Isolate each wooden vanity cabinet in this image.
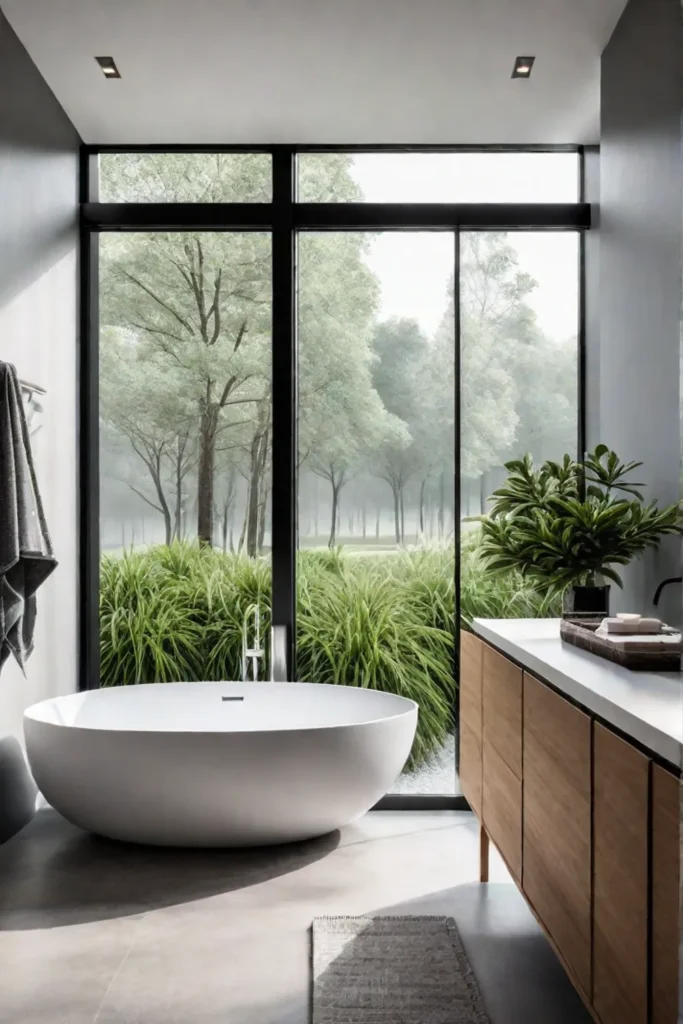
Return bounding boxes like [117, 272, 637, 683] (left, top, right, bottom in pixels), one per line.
[481, 644, 523, 882]
[593, 724, 650, 1024]
[460, 633, 681, 1024]
[482, 644, 522, 776]
[523, 673, 592, 1001]
[482, 742, 522, 880]
[652, 763, 680, 1024]
[459, 631, 483, 816]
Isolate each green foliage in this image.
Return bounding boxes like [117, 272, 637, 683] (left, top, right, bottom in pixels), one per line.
[459, 534, 560, 624]
[297, 548, 455, 768]
[477, 447, 681, 596]
[100, 540, 554, 768]
[100, 543, 272, 686]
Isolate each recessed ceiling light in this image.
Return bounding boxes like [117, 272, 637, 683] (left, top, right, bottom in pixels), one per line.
[95, 56, 121, 79]
[512, 55, 535, 79]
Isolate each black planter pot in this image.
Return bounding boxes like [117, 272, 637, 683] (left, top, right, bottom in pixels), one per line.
[563, 584, 611, 618]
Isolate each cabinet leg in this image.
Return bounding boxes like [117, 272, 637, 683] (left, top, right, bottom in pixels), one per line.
[479, 823, 490, 883]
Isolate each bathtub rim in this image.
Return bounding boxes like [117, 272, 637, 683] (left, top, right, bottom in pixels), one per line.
[23, 680, 419, 736]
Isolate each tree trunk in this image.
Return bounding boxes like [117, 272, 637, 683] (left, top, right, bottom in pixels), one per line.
[419, 478, 427, 535]
[246, 476, 260, 556]
[245, 428, 262, 557]
[197, 410, 216, 546]
[400, 490, 405, 545]
[221, 502, 229, 553]
[392, 485, 401, 545]
[362, 505, 367, 540]
[174, 453, 183, 542]
[258, 486, 269, 552]
[329, 483, 340, 548]
[238, 495, 248, 553]
[149, 457, 172, 546]
[257, 429, 270, 554]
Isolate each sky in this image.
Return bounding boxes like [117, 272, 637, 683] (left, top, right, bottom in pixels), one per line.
[347, 153, 580, 341]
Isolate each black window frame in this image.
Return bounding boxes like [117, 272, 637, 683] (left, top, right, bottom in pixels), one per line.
[80, 144, 590, 811]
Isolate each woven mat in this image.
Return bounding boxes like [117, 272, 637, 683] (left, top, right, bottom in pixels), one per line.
[312, 915, 490, 1023]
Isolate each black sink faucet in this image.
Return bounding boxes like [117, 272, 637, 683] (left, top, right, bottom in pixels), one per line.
[653, 576, 683, 606]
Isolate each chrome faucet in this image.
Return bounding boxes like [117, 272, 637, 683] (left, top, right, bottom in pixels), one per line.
[241, 604, 264, 682]
[653, 576, 682, 607]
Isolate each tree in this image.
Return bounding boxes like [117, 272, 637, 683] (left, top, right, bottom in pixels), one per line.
[508, 335, 578, 465]
[371, 318, 431, 544]
[101, 229, 271, 546]
[297, 233, 407, 547]
[458, 233, 531, 481]
[100, 154, 379, 553]
[100, 327, 195, 545]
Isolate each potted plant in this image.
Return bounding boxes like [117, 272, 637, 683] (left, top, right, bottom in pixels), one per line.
[475, 446, 681, 617]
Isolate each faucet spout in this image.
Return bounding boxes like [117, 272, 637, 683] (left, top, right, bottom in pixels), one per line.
[652, 576, 682, 607]
[241, 604, 264, 682]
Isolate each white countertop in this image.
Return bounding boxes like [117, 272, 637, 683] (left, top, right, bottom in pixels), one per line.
[472, 618, 683, 769]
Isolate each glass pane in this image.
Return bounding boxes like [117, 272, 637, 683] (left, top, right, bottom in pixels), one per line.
[297, 231, 457, 795]
[99, 152, 272, 202]
[298, 152, 579, 203]
[459, 231, 579, 621]
[99, 231, 272, 685]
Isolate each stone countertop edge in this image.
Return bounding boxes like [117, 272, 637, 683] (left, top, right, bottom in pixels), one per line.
[471, 618, 683, 770]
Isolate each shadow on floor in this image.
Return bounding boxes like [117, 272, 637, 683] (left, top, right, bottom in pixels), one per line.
[0, 809, 340, 931]
[370, 884, 592, 1024]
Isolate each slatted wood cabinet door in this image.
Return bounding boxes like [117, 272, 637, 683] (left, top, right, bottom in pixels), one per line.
[482, 644, 523, 881]
[652, 763, 680, 1024]
[482, 644, 522, 776]
[593, 724, 650, 1024]
[459, 631, 483, 816]
[523, 673, 592, 1001]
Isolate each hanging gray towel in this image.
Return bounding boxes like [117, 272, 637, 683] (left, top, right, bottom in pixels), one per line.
[0, 362, 57, 674]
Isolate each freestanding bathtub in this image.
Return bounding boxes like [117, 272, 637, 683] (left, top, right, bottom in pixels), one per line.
[24, 682, 417, 847]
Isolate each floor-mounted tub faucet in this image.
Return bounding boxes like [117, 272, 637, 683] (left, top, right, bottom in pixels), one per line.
[241, 604, 264, 681]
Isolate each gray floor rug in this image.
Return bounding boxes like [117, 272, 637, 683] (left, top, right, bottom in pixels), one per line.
[312, 915, 490, 1023]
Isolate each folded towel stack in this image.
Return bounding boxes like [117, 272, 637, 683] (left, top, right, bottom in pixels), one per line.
[600, 613, 663, 635]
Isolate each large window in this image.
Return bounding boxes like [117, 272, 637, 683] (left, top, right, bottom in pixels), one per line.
[297, 231, 456, 794]
[86, 147, 586, 805]
[460, 231, 579, 512]
[98, 152, 272, 202]
[459, 231, 579, 624]
[99, 228, 272, 686]
[298, 151, 579, 203]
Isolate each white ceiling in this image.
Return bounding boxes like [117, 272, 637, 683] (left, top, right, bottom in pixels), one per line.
[2, 0, 627, 144]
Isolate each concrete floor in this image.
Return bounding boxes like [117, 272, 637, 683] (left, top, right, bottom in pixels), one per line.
[0, 810, 590, 1024]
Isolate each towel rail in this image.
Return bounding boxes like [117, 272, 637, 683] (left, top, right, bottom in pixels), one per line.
[19, 379, 47, 397]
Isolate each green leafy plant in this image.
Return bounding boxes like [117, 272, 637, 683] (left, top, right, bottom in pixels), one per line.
[476, 446, 681, 597]
[99, 539, 554, 768]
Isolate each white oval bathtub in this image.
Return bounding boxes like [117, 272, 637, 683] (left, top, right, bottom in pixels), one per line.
[23, 682, 417, 847]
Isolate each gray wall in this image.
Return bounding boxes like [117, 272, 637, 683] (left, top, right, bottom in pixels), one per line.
[596, 0, 683, 623]
[0, 7, 80, 842]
